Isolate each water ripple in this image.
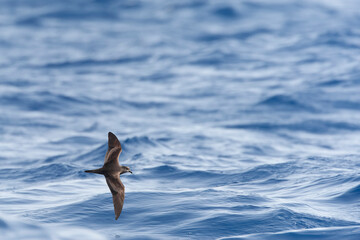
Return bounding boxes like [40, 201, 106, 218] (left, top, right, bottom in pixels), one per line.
[1, 0, 360, 239]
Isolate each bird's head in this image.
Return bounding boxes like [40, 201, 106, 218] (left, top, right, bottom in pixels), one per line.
[120, 166, 132, 175]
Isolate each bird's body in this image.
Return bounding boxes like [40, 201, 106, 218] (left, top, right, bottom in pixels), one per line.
[85, 132, 132, 220]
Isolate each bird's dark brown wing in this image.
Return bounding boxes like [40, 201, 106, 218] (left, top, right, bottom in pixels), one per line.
[104, 132, 122, 164]
[103, 147, 121, 171]
[105, 174, 125, 220]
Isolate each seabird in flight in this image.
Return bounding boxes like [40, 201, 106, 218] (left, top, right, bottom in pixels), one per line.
[85, 132, 132, 220]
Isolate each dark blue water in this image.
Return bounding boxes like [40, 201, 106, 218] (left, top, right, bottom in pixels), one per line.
[1, 0, 360, 239]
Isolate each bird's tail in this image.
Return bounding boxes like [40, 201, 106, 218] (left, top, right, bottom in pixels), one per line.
[84, 168, 103, 174]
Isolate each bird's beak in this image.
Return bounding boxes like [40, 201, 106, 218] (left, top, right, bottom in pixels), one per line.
[129, 170, 133, 174]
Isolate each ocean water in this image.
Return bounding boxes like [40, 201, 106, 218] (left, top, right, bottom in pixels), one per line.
[1, 0, 360, 239]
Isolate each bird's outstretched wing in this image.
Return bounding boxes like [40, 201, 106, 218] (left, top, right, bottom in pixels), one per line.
[105, 174, 125, 220]
[104, 132, 122, 164]
[103, 147, 122, 171]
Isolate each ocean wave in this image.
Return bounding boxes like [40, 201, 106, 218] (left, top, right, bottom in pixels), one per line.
[171, 208, 357, 238]
[0, 213, 106, 240]
[256, 94, 317, 112]
[333, 184, 360, 203]
[225, 120, 360, 133]
[40, 55, 149, 68]
[219, 226, 360, 240]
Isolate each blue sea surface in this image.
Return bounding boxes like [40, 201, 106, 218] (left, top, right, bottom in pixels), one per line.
[1, 0, 360, 239]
